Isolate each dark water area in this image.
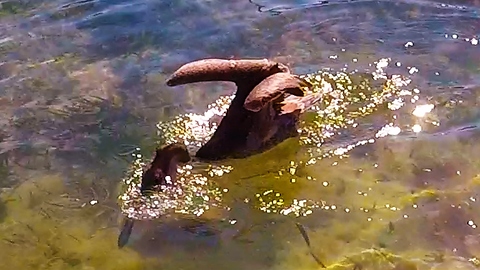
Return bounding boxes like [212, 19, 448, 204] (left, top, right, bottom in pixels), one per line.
[0, 0, 480, 269]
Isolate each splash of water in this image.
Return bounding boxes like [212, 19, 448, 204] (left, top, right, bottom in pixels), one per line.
[118, 58, 436, 220]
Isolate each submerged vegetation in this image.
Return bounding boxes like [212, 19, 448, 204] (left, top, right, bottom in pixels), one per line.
[0, 0, 480, 269]
[0, 174, 153, 270]
[4, 129, 480, 269]
[115, 59, 480, 269]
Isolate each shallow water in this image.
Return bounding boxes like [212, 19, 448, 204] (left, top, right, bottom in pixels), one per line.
[1, 0, 480, 269]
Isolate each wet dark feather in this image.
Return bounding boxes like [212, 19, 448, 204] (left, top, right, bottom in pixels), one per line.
[244, 72, 309, 112]
[118, 143, 191, 248]
[166, 58, 322, 161]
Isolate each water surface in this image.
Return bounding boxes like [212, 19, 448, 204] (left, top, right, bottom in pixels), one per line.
[1, 0, 480, 269]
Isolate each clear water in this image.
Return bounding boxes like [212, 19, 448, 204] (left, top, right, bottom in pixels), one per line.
[1, 0, 480, 269]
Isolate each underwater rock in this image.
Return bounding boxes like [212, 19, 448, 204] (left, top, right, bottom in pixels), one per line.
[118, 143, 191, 248]
[166, 58, 322, 160]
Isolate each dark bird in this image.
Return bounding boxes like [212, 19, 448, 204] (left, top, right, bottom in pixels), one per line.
[139, 143, 191, 195]
[166, 58, 321, 161]
[118, 143, 191, 248]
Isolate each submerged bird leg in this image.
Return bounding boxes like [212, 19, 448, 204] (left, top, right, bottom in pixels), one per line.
[118, 218, 135, 248]
[295, 222, 326, 268]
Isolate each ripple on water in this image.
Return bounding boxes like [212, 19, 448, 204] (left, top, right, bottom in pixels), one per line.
[0, 0, 480, 268]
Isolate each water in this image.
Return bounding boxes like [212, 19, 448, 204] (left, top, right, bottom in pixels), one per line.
[1, 0, 480, 269]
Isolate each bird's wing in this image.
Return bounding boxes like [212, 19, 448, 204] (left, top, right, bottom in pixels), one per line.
[244, 73, 311, 112]
[166, 58, 288, 86]
[275, 92, 323, 115]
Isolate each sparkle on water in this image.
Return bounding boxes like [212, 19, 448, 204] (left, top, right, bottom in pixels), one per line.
[118, 151, 229, 220]
[2, 0, 480, 268]
[118, 57, 438, 220]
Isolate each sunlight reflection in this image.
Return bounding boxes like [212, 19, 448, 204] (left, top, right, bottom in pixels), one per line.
[468, 220, 477, 229]
[118, 58, 422, 220]
[376, 124, 401, 138]
[412, 104, 435, 117]
[445, 33, 479, 46]
[118, 151, 229, 220]
[412, 124, 422, 133]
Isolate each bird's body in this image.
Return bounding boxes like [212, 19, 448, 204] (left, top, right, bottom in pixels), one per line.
[118, 143, 191, 248]
[166, 58, 321, 160]
[118, 58, 323, 247]
[139, 143, 191, 194]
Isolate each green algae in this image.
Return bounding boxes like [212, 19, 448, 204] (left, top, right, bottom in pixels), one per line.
[0, 174, 154, 270]
[1, 72, 478, 270]
[0, 0, 478, 268]
[106, 61, 477, 269]
[271, 134, 480, 269]
[0, 198, 5, 223]
[0, 33, 479, 270]
[2, 89, 480, 270]
[0, 1, 29, 17]
[323, 249, 421, 270]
